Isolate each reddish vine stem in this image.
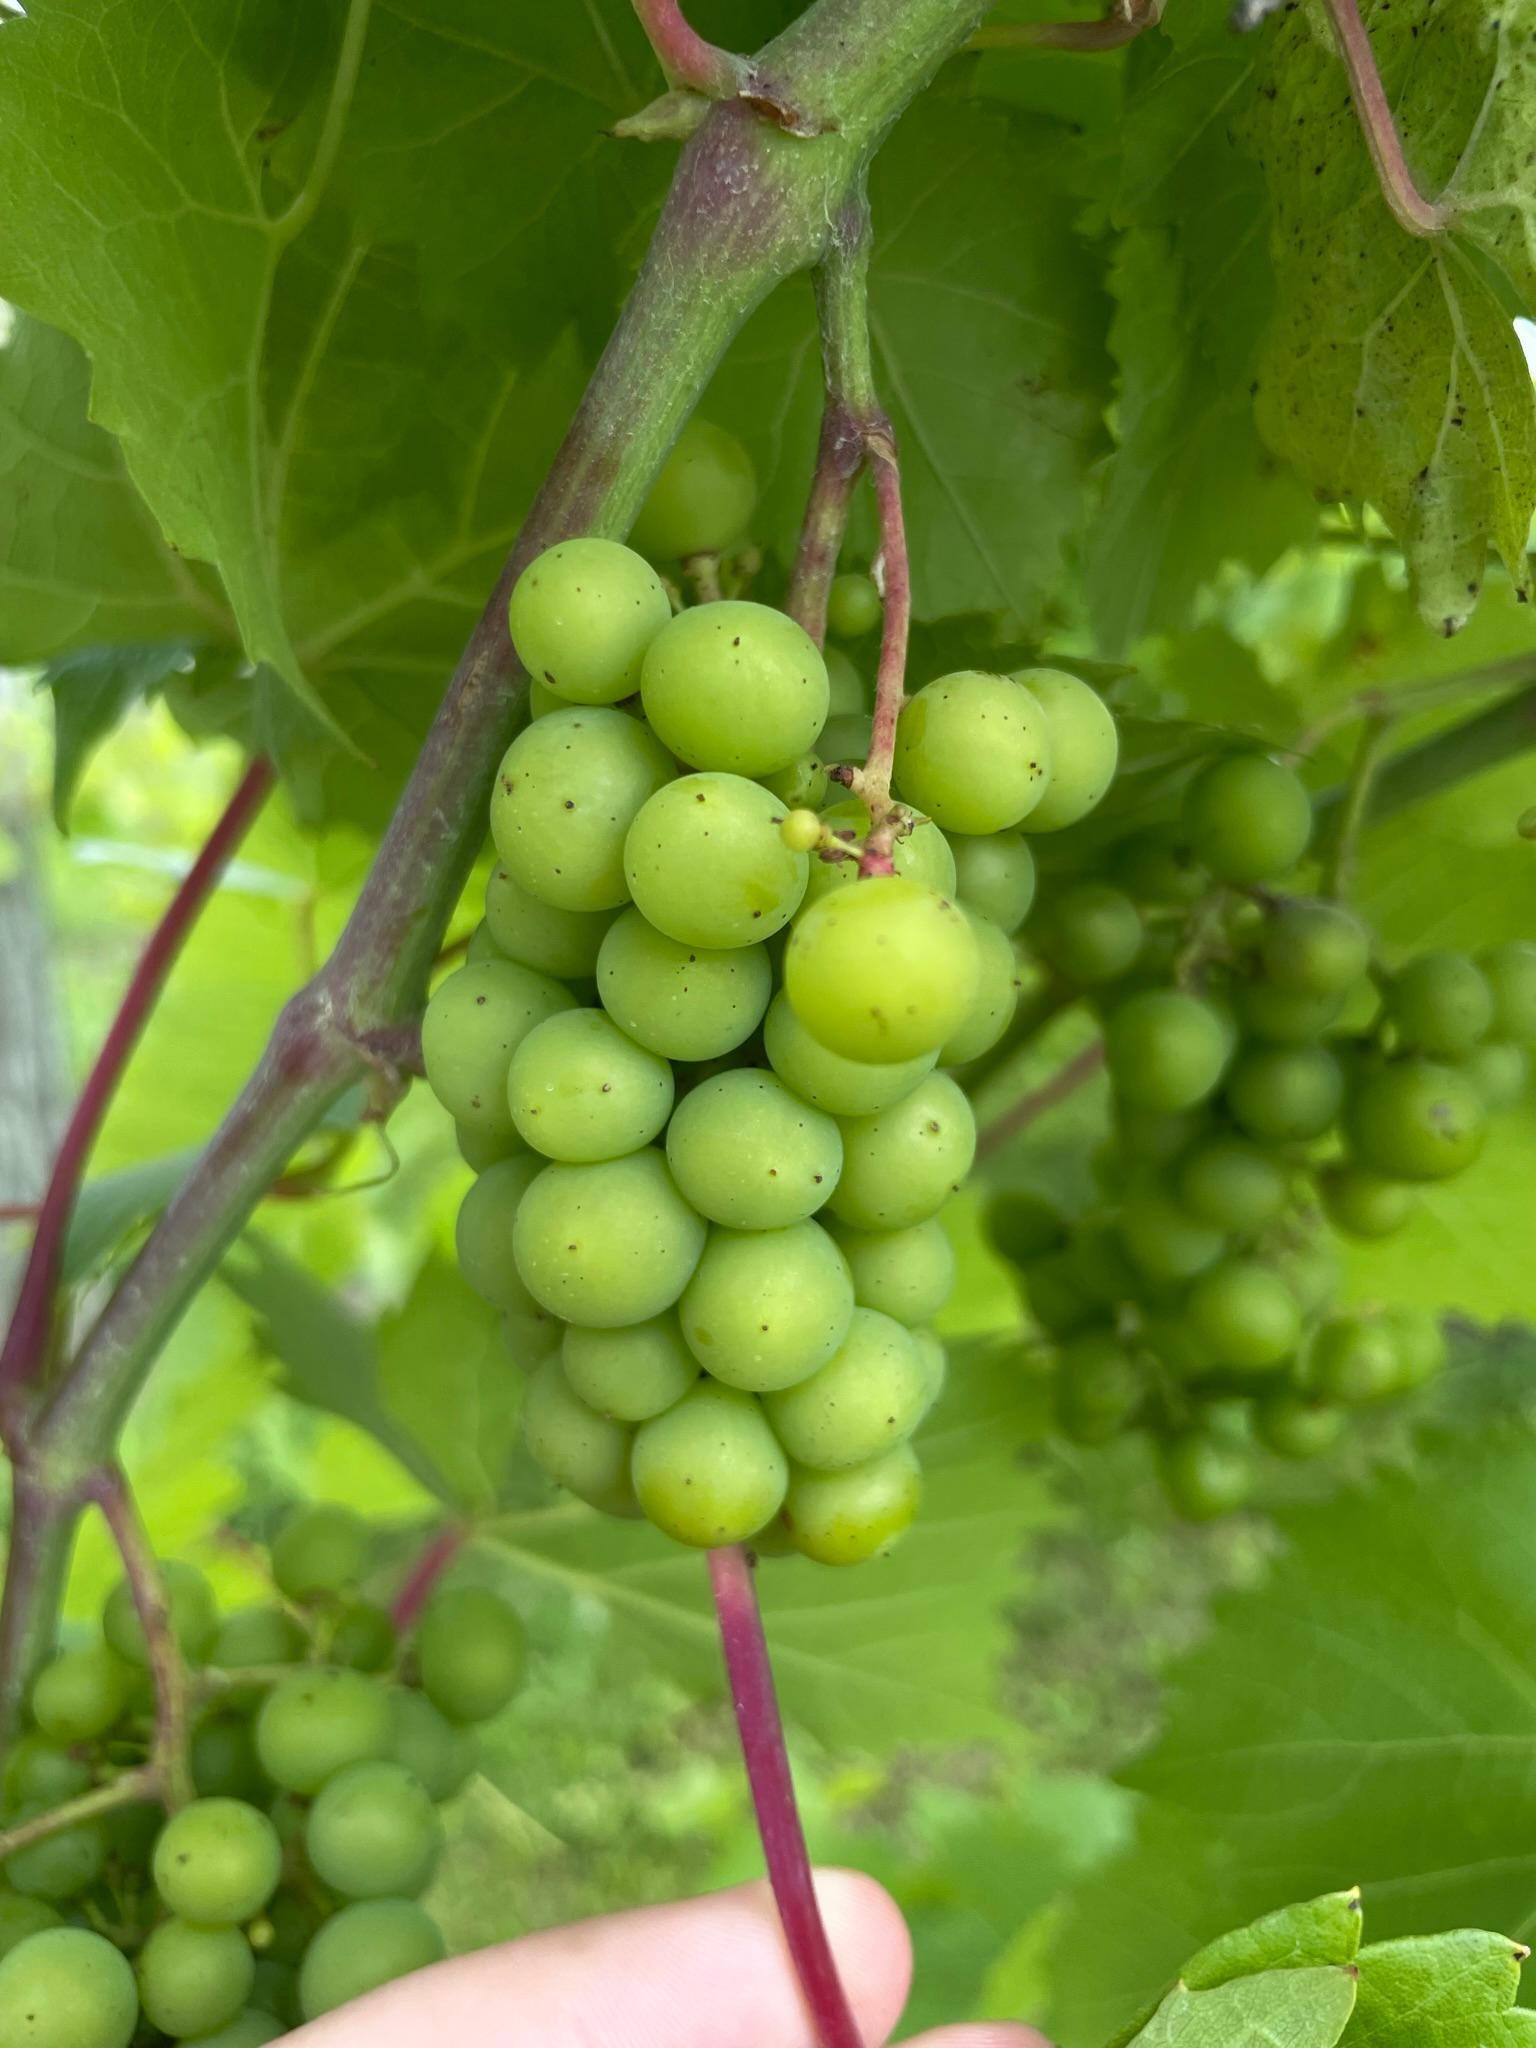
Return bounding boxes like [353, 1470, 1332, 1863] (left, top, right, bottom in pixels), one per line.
[390, 1524, 467, 1633]
[970, 0, 1162, 50]
[708, 1545, 865, 2048]
[975, 1039, 1106, 1161]
[787, 404, 864, 644]
[89, 1466, 195, 1810]
[0, 757, 274, 1414]
[1320, 0, 1445, 237]
[632, 0, 751, 98]
[863, 437, 910, 819]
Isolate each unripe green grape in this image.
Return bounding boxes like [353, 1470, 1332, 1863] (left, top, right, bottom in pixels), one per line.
[415, 1586, 527, 1725]
[1175, 1135, 1288, 1234]
[421, 960, 575, 1138]
[502, 1297, 566, 1368]
[1308, 1314, 1402, 1404]
[640, 601, 828, 777]
[1480, 939, 1536, 1042]
[211, 1605, 307, 1671]
[666, 1070, 841, 1229]
[1036, 882, 1142, 986]
[152, 1798, 282, 1926]
[630, 418, 756, 561]
[1386, 949, 1494, 1055]
[680, 1220, 854, 1391]
[137, 1918, 253, 2038]
[1109, 827, 1208, 905]
[30, 1643, 128, 1744]
[1259, 899, 1371, 996]
[1022, 1250, 1094, 1337]
[1055, 1329, 1144, 1445]
[387, 1690, 473, 1803]
[893, 670, 1053, 833]
[784, 1445, 921, 1566]
[940, 913, 1021, 1064]
[0, 1926, 138, 2048]
[1318, 1164, 1415, 1239]
[818, 711, 873, 764]
[764, 1308, 930, 1470]
[306, 1761, 443, 1900]
[562, 1316, 699, 1422]
[1460, 1039, 1530, 1109]
[763, 749, 832, 813]
[1185, 1260, 1300, 1372]
[484, 864, 617, 980]
[190, 1714, 265, 1804]
[985, 1189, 1066, 1266]
[297, 1897, 445, 2023]
[0, 1893, 61, 1960]
[1119, 1188, 1225, 1284]
[507, 1007, 674, 1163]
[625, 772, 809, 949]
[455, 1154, 545, 1312]
[491, 706, 675, 912]
[1255, 1393, 1347, 1460]
[912, 1327, 948, 1406]
[180, 2012, 284, 2048]
[787, 877, 977, 1065]
[1273, 1237, 1342, 1318]
[800, 798, 956, 910]
[1064, 1213, 1137, 1309]
[762, 990, 937, 1117]
[1104, 989, 1231, 1112]
[830, 1073, 976, 1231]
[1113, 1105, 1207, 1166]
[1159, 1431, 1255, 1520]
[632, 1382, 788, 1546]
[829, 1215, 956, 1327]
[251, 1890, 321, 1968]
[271, 1503, 372, 1603]
[1015, 669, 1118, 833]
[5, 1816, 105, 1902]
[254, 1670, 393, 1795]
[596, 909, 772, 1062]
[1233, 977, 1348, 1044]
[1180, 753, 1312, 883]
[1345, 1057, 1486, 1180]
[329, 1601, 396, 1673]
[2, 1738, 91, 1813]
[1382, 1306, 1447, 1388]
[250, 1955, 299, 2020]
[950, 828, 1036, 933]
[824, 647, 869, 717]
[1226, 1042, 1343, 1142]
[455, 1120, 524, 1173]
[513, 1150, 706, 1327]
[507, 538, 671, 705]
[827, 571, 882, 639]
[522, 1356, 638, 1515]
[103, 1559, 216, 1668]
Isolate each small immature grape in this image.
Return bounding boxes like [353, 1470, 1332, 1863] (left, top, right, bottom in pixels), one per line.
[680, 1220, 854, 1391]
[103, 1559, 216, 1668]
[513, 1150, 706, 1326]
[1226, 1042, 1343, 1142]
[306, 1761, 443, 1900]
[297, 1897, 445, 2022]
[1387, 949, 1494, 1055]
[137, 1917, 254, 2038]
[830, 1215, 956, 1327]
[596, 909, 772, 1062]
[330, 1601, 396, 1673]
[1015, 669, 1118, 832]
[455, 1153, 545, 1312]
[1461, 1039, 1530, 1110]
[783, 1445, 922, 1566]
[1175, 1135, 1289, 1234]
[483, 865, 617, 980]
[1274, 1237, 1343, 1318]
[1255, 1393, 1347, 1460]
[1036, 882, 1142, 986]
[630, 418, 756, 561]
[254, 1670, 393, 1795]
[666, 1070, 842, 1229]
[507, 1008, 674, 1162]
[507, 538, 672, 705]
[800, 799, 956, 910]
[1259, 899, 1371, 996]
[490, 706, 674, 912]
[764, 750, 832, 812]
[1185, 1260, 1301, 1372]
[764, 1308, 933, 1469]
[940, 912, 1021, 1064]
[1180, 753, 1312, 883]
[387, 1690, 473, 1803]
[153, 1799, 282, 1926]
[817, 711, 874, 764]
[830, 1073, 977, 1231]
[632, 1382, 789, 1547]
[30, 1643, 128, 1744]
[827, 571, 882, 639]
[1119, 1188, 1225, 1283]
[1023, 1251, 1095, 1338]
[986, 1189, 1066, 1265]
[780, 808, 825, 853]
[1104, 989, 1231, 1112]
[1345, 1057, 1486, 1180]
[210, 1604, 307, 1671]
[786, 876, 977, 1065]
[5, 1816, 105, 1903]
[1065, 1213, 1138, 1308]
[1480, 939, 1536, 1042]
[421, 960, 575, 1138]
[522, 1356, 638, 1515]
[1319, 1164, 1415, 1239]
[762, 990, 938, 1117]
[893, 670, 1053, 834]
[415, 1586, 527, 1725]
[272, 1503, 372, 1603]
[0, 1927, 139, 2048]
[1309, 1314, 1402, 1404]
[624, 772, 809, 949]
[950, 828, 1036, 933]
[0, 1894, 62, 1961]
[1113, 1103, 1206, 1167]
[562, 1316, 698, 1422]
[1055, 1329, 1144, 1445]
[1159, 1431, 1255, 1521]
[640, 601, 828, 777]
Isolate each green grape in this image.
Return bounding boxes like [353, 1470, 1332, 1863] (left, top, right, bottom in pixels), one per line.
[625, 772, 809, 949]
[190, 1713, 265, 1804]
[1273, 1237, 1342, 1318]
[1104, 989, 1232, 1112]
[306, 1761, 443, 1900]
[210, 1605, 307, 1671]
[490, 706, 675, 912]
[521, 1355, 638, 1514]
[387, 1690, 473, 1803]
[254, 1670, 393, 1796]
[250, 1955, 299, 2021]
[940, 912, 1020, 1063]
[631, 1382, 789, 1546]
[29, 1643, 128, 1744]
[665, 1070, 841, 1229]
[455, 1120, 524, 1173]
[826, 571, 882, 639]
[1022, 1250, 1094, 1337]
[1185, 1260, 1301, 1371]
[513, 1150, 706, 1326]
[786, 877, 977, 1065]
[824, 647, 869, 717]
[892, 670, 1053, 833]
[1175, 1135, 1289, 1233]
[817, 712, 873, 765]
[1387, 949, 1494, 1055]
[103, 1560, 216, 1668]
[298, 1897, 445, 2022]
[1036, 882, 1142, 986]
[1461, 1039, 1530, 1109]
[1345, 1057, 1486, 1180]
[912, 1327, 948, 1406]
[507, 538, 671, 705]
[762, 750, 831, 812]
[0, 1926, 138, 2048]
[1319, 1163, 1415, 1239]
[330, 1601, 396, 1673]
[2, 1738, 90, 1812]
[679, 1220, 854, 1391]
[985, 1189, 1066, 1265]
[484, 864, 617, 980]
[830, 1215, 956, 1327]
[1110, 1103, 1207, 1169]
[137, 1919, 253, 2038]
[949, 828, 1036, 933]
[630, 418, 756, 560]
[1383, 1306, 1447, 1388]
[152, 1798, 282, 1926]
[1109, 828, 1207, 906]
[1159, 1432, 1256, 1521]
[783, 1445, 921, 1565]
[1180, 753, 1312, 883]
[271, 1503, 371, 1604]
[1233, 977, 1348, 1044]
[640, 601, 828, 777]
[502, 1296, 566, 1369]
[1480, 939, 1536, 1042]
[1255, 1393, 1347, 1460]
[250, 1890, 321, 1969]
[830, 1073, 976, 1231]
[762, 990, 937, 1116]
[800, 799, 956, 910]
[1055, 1329, 1144, 1445]
[0, 1893, 61, 1960]
[596, 908, 772, 1061]
[421, 960, 575, 1138]
[1119, 1187, 1225, 1283]
[415, 1586, 526, 1725]
[1064, 1213, 1137, 1308]
[179, 2012, 284, 2048]
[1259, 900, 1371, 996]
[1308, 1314, 1402, 1404]
[507, 1008, 674, 1162]
[1226, 1043, 1343, 1142]
[5, 1815, 105, 1902]
[764, 1309, 930, 1470]
[562, 1315, 698, 1422]
[455, 1154, 545, 1312]
[1014, 668, 1118, 833]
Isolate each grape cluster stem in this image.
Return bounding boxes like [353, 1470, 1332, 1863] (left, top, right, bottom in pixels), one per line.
[89, 1467, 196, 1810]
[389, 1525, 469, 1634]
[975, 1039, 1108, 1163]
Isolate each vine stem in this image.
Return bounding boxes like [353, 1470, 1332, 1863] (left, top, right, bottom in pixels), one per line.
[708, 1545, 865, 2048]
[0, 1767, 157, 1863]
[1323, 710, 1393, 899]
[631, 0, 750, 99]
[975, 1039, 1106, 1162]
[969, 0, 1163, 51]
[786, 403, 863, 644]
[1320, 0, 1446, 237]
[89, 1467, 195, 1810]
[389, 1524, 467, 1633]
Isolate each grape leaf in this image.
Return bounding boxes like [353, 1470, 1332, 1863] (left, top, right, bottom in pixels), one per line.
[43, 643, 192, 829]
[375, 1257, 520, 1517]
[1185, 1891, 1364, 1990]
[1124, 1968, 1357, 2048]
[1349, 1930, 1536, 2047]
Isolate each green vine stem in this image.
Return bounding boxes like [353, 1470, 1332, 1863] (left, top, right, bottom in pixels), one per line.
[1312, 681, 1536, 829]
[1322, 709, 1394, 900]
[0, 1767, 158, 1865]
[90, 1467, 195, 1811]
[975, 1039, 1106, 1162]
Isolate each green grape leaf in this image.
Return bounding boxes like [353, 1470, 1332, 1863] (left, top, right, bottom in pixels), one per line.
[425, 1773, 563, 1957]
[1349, 1930, 1535, 2047]
[1186, 1892, 1364, 1991]
[375, 1258, 520, 1518]
[1125, 1968, 1357, 2048]
[62, 1149, 204, 1288]
[43, 644, 191, 829]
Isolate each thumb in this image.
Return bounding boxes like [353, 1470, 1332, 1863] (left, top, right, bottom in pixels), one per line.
[905, 2032, 1052, 2047]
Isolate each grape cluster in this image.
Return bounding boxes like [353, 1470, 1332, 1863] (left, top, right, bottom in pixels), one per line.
[424, 422, 1120, 1566]
[0, 1506, 527, 2046]
[990, 750, 1536, 1519]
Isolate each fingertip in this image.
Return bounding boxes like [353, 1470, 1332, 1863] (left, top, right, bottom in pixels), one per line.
[907, 2028, 1054, 2048]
